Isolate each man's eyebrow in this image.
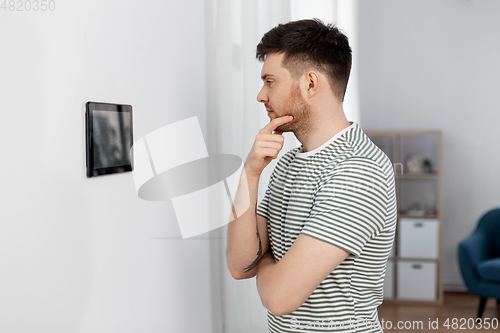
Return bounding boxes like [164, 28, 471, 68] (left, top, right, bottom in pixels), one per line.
[261, 74, 274, 80]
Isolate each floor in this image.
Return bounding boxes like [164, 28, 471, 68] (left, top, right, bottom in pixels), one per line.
[377, 292, 500, 332]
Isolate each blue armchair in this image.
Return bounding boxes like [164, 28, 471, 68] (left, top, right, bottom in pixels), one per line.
[458, 208, 500, 319]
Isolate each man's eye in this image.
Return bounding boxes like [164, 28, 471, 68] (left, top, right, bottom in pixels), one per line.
[266, 81, 272, 86]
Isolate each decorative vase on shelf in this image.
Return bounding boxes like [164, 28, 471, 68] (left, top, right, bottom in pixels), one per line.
[405, 155, 424, 173]
[406, 202, 426, 217]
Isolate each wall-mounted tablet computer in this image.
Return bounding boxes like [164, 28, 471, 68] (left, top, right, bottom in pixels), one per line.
[86, 101, 133, 178]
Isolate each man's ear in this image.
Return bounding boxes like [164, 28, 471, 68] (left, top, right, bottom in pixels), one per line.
[305, 71, 320, 98]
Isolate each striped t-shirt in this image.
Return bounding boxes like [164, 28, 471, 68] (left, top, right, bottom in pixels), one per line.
[256, 122, 397, 333]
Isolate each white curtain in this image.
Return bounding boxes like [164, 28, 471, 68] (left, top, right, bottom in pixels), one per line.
[205, 1, 360, 332]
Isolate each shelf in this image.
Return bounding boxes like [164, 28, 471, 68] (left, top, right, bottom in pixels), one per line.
[396, 173, 439, 179]
[398, 213, 439, 219]
[397, 257, 439, 262]
[387, 255, 439, 262]
[366, 130, 443, 304]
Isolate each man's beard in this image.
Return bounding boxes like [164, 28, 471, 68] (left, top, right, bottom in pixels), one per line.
[272, 85, 312, 134]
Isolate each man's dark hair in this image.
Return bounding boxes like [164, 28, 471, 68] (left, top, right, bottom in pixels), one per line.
[256, 19, 352, 102]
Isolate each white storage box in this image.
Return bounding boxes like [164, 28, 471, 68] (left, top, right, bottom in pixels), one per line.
[397, 260, 437, 301]
[398, 218, 439, 259]
[383, 259, 394, 299]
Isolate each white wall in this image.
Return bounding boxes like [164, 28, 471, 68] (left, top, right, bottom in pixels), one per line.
[0, 1, 214, 332]
[356, 0, 500, 289]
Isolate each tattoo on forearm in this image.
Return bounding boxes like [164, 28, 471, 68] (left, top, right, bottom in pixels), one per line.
[243, 211, 263, 273]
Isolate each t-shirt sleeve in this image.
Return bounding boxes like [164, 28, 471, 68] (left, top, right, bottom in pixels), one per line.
[256, 171, 274, 219]
[300, 157, 389, 257]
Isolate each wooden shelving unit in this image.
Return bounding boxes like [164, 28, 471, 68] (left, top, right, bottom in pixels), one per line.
[365, 130, 443, 305]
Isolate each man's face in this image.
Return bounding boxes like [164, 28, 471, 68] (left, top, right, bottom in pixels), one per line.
[257, 53, 312, 133]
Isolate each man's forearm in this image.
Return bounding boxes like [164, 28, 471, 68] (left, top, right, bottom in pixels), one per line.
[255, 252, 281, 314]
[227, 116, 291, 279]
[226, 168, 264, 279]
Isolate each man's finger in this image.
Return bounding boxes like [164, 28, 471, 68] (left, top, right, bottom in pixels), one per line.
[261, 115, 293, 133]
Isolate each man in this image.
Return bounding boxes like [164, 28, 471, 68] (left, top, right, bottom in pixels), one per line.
[227, 19, 396, 332]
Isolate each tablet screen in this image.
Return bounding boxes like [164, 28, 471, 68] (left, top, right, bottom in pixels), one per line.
[93, 110, 132, 169]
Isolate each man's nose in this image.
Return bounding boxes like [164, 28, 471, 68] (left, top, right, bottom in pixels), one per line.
[257, 87, 268, 104]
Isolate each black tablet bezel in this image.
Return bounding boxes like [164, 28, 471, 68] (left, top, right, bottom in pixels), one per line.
[86, 101, 133, 178]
